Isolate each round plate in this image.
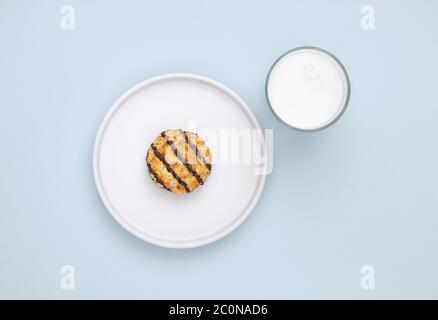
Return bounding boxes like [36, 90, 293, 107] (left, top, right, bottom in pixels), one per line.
[93, 74, 267, 248]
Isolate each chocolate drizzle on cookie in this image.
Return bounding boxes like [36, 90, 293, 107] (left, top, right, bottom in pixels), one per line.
[150, 143, 191, 193]
[146, 162, 171, 192]
[146, 129, 212, 194]
[161, 131, 205, 186]
[182, 130, 212, 172]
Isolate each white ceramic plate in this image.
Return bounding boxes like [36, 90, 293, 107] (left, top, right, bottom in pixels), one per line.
[93, 74, 267, 248]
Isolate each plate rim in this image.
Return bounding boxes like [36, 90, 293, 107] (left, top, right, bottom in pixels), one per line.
[93, 73, 267, 249]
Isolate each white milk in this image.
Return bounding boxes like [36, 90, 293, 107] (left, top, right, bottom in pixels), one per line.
[266, 48, 350, 131]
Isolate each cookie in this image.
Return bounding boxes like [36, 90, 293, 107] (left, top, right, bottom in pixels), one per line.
[146, 129, 212, 193]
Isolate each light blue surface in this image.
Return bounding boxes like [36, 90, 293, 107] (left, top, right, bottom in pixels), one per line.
[1, 0, 437, 299]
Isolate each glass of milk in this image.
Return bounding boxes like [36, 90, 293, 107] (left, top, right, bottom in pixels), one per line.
[265, 47, 351, 131]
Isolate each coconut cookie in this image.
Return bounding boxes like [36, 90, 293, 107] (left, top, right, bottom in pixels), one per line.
[146, 129, 212, 193]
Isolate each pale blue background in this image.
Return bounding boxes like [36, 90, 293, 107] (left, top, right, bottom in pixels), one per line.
[1, 0, 437, 299]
